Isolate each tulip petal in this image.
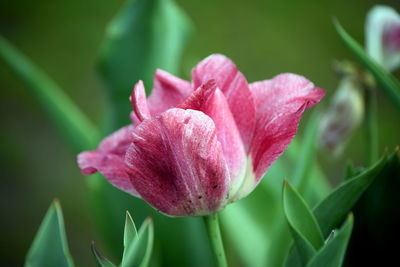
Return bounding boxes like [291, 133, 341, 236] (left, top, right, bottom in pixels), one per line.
[125, 108, 230, 216]
[130, 81, 151, 122]
[77, 125, 138, 196]
[237, 74, 325, 198]
[129, 111, 141, 126]
[147, 69, 192, 116]
[178, 80, 217, 110]
[191, 54, 256, 150]
[179, 81, 247, 197]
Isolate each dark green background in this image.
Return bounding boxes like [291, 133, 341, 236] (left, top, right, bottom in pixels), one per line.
[1, 0, 399, 265]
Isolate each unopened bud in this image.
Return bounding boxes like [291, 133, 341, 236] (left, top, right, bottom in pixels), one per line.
[365, 5, 400, 72]
[319, 77, 364, 156]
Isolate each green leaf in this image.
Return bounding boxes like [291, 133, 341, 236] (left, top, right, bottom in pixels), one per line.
[90, 213, 151, 267]
[123, 211, 138, 258]
[283, 181, 324, 264]
[98, 0, 193, 128]
[0, 36, 101, 152]
[122, 211, 139, 264]
[283, 244, 302, 267]
[25, 200, 74, 267]
[313, 155, 387, 236]
[283, 181, 325, 249]
[292, 232, 316, 266]
[307, 214, 354, 267]
[286, 154, 390, 266]
[121, 218, 154, 267]
[91, 242, 116, 267]
[334, 20, 400, 112]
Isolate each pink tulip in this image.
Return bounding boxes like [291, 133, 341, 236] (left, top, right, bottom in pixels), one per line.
[78, 54, 324, 216]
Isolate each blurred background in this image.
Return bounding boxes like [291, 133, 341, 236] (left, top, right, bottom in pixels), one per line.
[0, 0, 399, 266]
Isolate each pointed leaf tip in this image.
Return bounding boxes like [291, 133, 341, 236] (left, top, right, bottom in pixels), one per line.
[24, 201, 74, 267]
[124, 211, 137, 239]
[121, 218, 154, 267]
[283, 181, 325, 250]
[123, 210, 138, 257]
[283, 181, 325, 265]
[91, 241, 116, 267]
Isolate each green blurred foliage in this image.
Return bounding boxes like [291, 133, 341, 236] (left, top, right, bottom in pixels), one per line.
[1, 0, 400, 266]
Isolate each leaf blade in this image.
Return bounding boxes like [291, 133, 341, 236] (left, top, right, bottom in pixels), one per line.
[289, 228, 317, 266]
[313, 155, 387, 236]
[123, 211, 138, 261]
[307, 214, 354, 267]
[283, 181, 325, 262]
[24, 200, 74, 267]
[121, 218, 154, 267]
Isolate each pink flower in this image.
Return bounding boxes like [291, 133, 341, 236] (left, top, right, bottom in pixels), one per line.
[78, 54, 324, 216]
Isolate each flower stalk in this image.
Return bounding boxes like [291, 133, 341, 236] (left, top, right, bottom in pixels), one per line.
[203, 213, 227, 267]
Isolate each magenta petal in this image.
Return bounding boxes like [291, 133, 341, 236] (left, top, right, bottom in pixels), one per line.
[129, 112, 141, 126]
[178, 80, 217, 110]
[204, 89, 248, 195]
[248, 73, 325, 189]
[125, 108, 230, 216]
[131, 81, 151, 122]
[77, 125, 138, 196]
[178, 82, 247, 195]
[147, 69, 192, 116]
[191, 54, 256, 151]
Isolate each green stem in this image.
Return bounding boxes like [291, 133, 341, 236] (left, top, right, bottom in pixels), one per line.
[364, 87, 379, 165]
[203, 213, 227, 267]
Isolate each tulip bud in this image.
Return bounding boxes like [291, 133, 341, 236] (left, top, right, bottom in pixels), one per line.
[319, 76, 364, 156]
[365, 5, 400, 72]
